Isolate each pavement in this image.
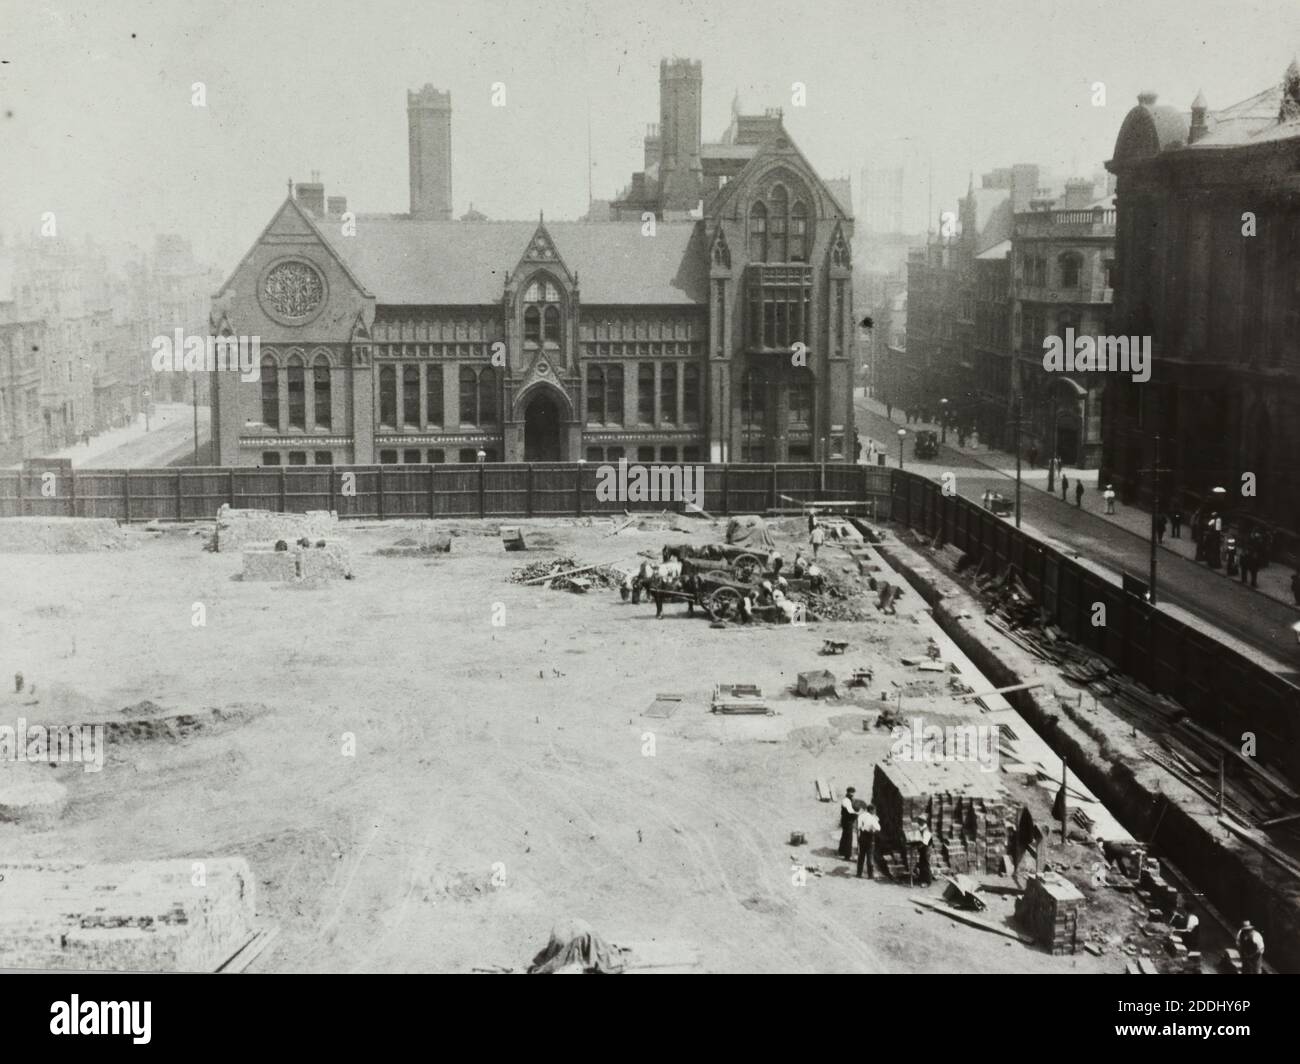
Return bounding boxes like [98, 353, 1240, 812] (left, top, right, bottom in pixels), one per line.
[854, 392, 1300, 680]
[10, 403, 210, 470]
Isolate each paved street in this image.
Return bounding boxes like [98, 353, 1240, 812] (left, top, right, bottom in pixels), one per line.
[855, 393, 1300, 681]
[10, 403, 211, 470]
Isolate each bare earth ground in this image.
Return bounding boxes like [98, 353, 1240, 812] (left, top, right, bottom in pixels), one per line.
[0, 517, 1127, 973]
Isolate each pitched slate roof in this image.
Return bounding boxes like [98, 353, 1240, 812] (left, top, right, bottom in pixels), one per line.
[1193, 85, 1300, 147]
[318, 218, 709, 306]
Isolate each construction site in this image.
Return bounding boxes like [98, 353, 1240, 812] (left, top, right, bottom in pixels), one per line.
[0, 492, 1295, 974]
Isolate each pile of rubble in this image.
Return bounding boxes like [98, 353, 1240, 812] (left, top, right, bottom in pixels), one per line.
[0, 517, 127, 553]
[509, 556, 625, 592]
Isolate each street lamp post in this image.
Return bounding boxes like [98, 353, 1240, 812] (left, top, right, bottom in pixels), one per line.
[939, 397, 949, 445]
[142, 389, 151, 433]
[897, 427, 907, 470]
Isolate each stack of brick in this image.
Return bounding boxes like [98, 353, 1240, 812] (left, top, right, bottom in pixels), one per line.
[872, 761, 1012, 879]
[0, 858, 257, 972]
[214, 505, 338, 552]
[242, 538, 352, 582]
[1139, 858, 1180, 914]
[1014, 872, 1084, 954]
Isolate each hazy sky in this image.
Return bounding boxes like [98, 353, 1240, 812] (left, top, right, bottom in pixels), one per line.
[3, 0, 1299, 268]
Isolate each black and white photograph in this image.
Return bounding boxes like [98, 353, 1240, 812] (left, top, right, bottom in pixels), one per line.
[0, 0, 1297, 1026]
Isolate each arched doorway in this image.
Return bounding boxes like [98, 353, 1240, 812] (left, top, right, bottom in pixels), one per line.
[524, 391, 564, 461]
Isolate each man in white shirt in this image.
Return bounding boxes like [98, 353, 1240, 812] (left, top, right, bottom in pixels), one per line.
[856, 803, 881, 879]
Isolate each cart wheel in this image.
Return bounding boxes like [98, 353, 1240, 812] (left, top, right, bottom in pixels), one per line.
[732, 554, 761, 582]
[707, 586, 743, 621]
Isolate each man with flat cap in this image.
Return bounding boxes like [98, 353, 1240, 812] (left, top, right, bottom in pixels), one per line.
[1237, 920, 1264, 974]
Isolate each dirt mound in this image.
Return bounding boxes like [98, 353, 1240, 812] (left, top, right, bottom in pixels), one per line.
[0, 517, 127, 553]
[105, 703, 265, 744]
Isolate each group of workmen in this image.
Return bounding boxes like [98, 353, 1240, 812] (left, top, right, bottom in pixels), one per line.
[837, 787, 934, 883]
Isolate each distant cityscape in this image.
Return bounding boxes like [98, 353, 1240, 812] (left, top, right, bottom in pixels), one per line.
[0, 233, 219, 465]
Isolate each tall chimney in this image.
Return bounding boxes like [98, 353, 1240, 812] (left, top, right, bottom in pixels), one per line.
[658, 58, 703, 212]
[295, 172, 325, 216]
[408, 85, 452, 220]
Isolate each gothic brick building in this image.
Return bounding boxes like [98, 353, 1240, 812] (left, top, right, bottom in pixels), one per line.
[210, 61, 856, 467]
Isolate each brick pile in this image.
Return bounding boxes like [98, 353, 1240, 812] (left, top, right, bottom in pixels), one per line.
[0, 858, 257, 972]
[214, 505, 338, 552]
[1014, 872, 1084, 954]
[871, 761, 1012, 879]
[242, 538, 352, 582]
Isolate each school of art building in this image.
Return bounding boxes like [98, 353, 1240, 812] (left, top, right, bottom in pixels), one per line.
[210, 60, 857, 467]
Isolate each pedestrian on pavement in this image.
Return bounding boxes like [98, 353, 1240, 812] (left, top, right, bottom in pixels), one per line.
[838, 788, 858, 860]
[886, 402, 893, 420]
[1171, 508, 1183, 538]
[1060, 473, 1069, 501]
[1028, 444, 1039, 469]
[1244, 536, 1262, 588]
[1157, 513, 1167, 544]
[1075, 480, 1084, 508]
[856, 803, 880, 879]
[1236, 920, 1265, 974]
[810, 522, 826, 560]
[1103, 484, 1116, 515]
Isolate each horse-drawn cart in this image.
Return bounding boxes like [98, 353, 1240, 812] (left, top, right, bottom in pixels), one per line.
[649, 568, 753, 621]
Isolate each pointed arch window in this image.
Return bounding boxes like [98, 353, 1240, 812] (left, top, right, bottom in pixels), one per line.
[286, 354, 306, 429]
[790, 200, 809, 261]
[524, 277, 563, 346]
[403, 364, 420, 425]
[260, 356, 279, 427]
[313, 355, 331, 429]
[749, 202, 768, 261]
[460, 365, 499, 426]
[769, 186, 789, 263]
[379, 366, 397, 427]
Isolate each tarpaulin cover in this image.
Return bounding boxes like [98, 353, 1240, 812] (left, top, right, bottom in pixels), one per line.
[725, 515, 776, 551]
[528, 918, 626, 974]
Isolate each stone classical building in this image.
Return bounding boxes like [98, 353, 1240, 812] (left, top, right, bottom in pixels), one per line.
[210, 62, 856, 467]
[1105, 68, 1300, 532]
[1010, 181, 1116, 468]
